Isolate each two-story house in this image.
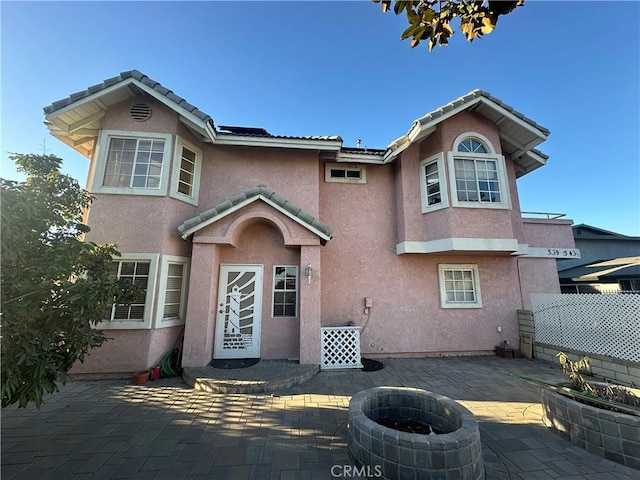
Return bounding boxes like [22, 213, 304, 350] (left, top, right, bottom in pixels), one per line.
[44, 70, 577, 375]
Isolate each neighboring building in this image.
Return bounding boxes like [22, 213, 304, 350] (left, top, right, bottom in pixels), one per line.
[44, 70, 577, 374]
[557, 224, 640, 293]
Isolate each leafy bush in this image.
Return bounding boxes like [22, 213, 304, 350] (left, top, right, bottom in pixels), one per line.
[1, 153, 139, 408]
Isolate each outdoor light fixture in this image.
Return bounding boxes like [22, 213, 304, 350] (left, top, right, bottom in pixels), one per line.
[305, 264, 313, 284]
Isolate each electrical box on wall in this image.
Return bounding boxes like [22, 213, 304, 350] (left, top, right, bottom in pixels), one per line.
[364, 297, 372, 308]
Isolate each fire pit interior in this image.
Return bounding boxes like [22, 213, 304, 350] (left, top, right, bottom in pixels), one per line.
[348, 386, 484, 480]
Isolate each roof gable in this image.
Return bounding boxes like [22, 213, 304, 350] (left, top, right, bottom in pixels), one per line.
[178, 185, 333, 242]
[384, 89, 550, 177]
[44, 70, 217, 158]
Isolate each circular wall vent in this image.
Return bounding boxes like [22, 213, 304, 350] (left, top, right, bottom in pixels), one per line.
[129, 103, 152, 121]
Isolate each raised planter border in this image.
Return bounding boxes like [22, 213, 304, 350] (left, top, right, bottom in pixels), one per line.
[541, 388, 640, 470]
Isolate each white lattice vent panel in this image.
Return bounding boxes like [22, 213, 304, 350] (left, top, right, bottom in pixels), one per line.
[321, 326, 363, 370]
[531, 293, 640, 362]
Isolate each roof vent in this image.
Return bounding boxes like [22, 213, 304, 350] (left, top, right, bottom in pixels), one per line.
[129, 103, 152, 121]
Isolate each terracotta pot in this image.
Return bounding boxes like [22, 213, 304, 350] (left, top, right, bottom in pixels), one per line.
[132, 370, 150, 385]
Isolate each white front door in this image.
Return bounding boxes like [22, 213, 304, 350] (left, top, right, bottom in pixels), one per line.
[214, 265, 263, 359]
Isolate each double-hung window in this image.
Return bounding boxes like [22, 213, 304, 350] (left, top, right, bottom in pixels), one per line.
[419, 153, 447, 212]
[93, 131, 172, 195]
[273, 266, 298, 317]
[438, 264, 482, 308]
[447, 134, 510, 209]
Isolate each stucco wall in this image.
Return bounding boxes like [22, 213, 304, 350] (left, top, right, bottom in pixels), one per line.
[522, 218, 575, 248]
[70, 326, 183, 375]
[319, 158, 524, 354]
[198, 145, 320, 217]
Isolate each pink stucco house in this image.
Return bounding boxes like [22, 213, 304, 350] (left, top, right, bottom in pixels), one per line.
[44, 70, 578, 374]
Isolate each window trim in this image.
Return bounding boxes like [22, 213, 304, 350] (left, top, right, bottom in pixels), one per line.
[272, 265, 298, 318]
[438, 264, 482, 309]
[447, 132, 511, 210]
[155, 255, 190, 328]
[324, 163, 366, 184]
[95, 253, 159, 330]
[169, 137, 203, 205]
[91, 130, 172, 196]
[419, 153, 448, 213]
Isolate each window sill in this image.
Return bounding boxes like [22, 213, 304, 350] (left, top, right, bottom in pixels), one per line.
[92, 187, 167, 196]
[95, 321, 152, 330]
[440, 303, 483, 309]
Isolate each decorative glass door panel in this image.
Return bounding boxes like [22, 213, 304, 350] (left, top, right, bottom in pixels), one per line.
[214, 265, 263, 359]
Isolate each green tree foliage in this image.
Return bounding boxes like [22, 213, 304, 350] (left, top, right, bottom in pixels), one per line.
[1, 154, 138, 408]
[375, 0, 524, 51]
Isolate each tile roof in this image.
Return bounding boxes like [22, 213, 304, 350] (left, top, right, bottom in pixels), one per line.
[340, 147, 387, 155]
[43, 70, 214, 125]
[218, 129, 341, 142]
[178, 184, 333, 241]
[416, 89, 550, 136]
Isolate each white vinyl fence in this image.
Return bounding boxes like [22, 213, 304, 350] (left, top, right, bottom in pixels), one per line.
[531, 293, 640, 363]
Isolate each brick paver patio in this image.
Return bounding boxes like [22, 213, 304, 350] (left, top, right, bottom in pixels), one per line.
[2, 357, 638, 479]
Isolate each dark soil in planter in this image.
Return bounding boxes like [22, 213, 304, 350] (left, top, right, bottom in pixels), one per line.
[375, 418, 445, 435]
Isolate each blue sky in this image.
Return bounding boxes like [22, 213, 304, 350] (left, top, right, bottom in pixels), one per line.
[2, 1, 639, 235]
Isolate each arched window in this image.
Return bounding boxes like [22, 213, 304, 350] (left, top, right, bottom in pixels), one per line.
[448, 133, 509, 208]
[457, 138, 488, 154]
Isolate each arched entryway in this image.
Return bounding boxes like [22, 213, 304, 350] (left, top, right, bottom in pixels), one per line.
[215, 220, 301, 360]
[178, 185, 332, 367]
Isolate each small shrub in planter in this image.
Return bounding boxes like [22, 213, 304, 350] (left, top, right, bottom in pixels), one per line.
[540, 353, 640, 469]
[556, 352, 639, 413]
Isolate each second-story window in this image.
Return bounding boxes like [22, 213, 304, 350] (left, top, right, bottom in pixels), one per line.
[170, 137, 203, 205]
[93, 130, 172, 196]
[103, 138, 165, 189]
[177, 147, 196, 196]
[325, 163, 366, 184]
[448, 133, 510, 210]
[419, 153, 448, 212]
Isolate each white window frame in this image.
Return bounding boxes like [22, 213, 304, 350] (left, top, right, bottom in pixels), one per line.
[155, 255, 190, 328]
[169, 137, 202, 206]
[90, 130, 172, 196]
[438, 264, 482, 309]
[447, 132, 511, 210]
[96, 253, 159, 330]
[272, 265, 298, 318]
[325, 163, 366, 184]
[419, 153, 448, 213]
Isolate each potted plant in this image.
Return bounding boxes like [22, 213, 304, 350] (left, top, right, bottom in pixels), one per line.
[132, 370, 150, 385]
[495, 340, 520, 358]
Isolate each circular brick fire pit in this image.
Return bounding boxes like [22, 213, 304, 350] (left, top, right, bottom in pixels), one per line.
[348, 387, 484, 480]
